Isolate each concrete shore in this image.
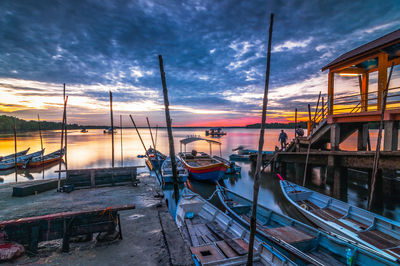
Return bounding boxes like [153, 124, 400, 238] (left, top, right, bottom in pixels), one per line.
[0, 173, 193, 265]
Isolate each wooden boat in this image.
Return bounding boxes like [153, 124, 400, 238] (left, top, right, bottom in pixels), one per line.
[145, 148, 166, 172]
[0, 149, 44, 170]
[218, 185, 399, 265]
[0, 148, 30, 161]
[229, 146, 274, 161]
[178, 137, 229, 182]
[175, 188, 296, 265]
[26, 148, 65, 168]
[205, 127, 226, 136]
[160, 156, 188, 183]
[280, 180, 400, 261]
[212, 155, 241, 174]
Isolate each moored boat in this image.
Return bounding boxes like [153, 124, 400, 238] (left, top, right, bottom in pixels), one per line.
[229, 146, 274, 162]
[212, 155, 241, 174]
[280, 180, 400, 261]
[0, 149, 44, 170]
[178, 137, 229, 182]
[81, 128, 88, 133]
[160, 156, 188, 183]
[145, 147, 167, 172]
[26, 148, 65, 168]
[218, 185, 399, 265]
[205, 127, 226, 136]
[175, 188, 296, 265]
[0, 148, 30, 161]
[103, 127, 117, 134]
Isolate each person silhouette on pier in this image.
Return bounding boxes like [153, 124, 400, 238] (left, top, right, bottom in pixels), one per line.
[278, 129, 288, 150]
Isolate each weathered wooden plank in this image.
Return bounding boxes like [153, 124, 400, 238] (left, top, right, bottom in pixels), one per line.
[12, 179, 66, 197]
[206, 222, 247, 256]
[185, 221, 199, 246]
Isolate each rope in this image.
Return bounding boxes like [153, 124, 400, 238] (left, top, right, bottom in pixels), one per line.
[206, 188, 219, 201]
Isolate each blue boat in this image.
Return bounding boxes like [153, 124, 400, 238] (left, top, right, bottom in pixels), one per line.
[281, 180, 400, 262]
[229, 146, 274, 161]
[217, 186, 398, 265]
[145, 148, 166, 172]
[175, 188, 296, 265]
[160, 156, 188, 183]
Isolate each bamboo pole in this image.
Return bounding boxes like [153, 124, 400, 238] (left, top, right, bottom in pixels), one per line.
[13, 117, 17, 182]
[129, 115, 163, 185]
[146, 117, 162, 177]
[110, 91, 114, 168]
[58, 96, 68, 191]
[247, 13, 274, 266]
[158, 55, 179, 201]
[120, 115, 123, 167]
[155, 125, 158, 150]
[63, 84, 68, 171]
[37, 114, 44, 179]
[368, 63, 394, 210]
[313, 91, 322, 126]
[294, 108, 297, 137]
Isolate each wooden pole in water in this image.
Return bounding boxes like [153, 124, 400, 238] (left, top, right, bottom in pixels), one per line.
[368, 63, 394, 210]
[294, 108, 297, 137]
[158, 55, 179, 201]
[58, 96, 68, 191]
[37, 114, 44, 179]
[155, 125, 158, 150]
[110, 91, 114, 168]
[120, 115, 123, 167]
[63, 84, 68, 171]
[247, 13, 274, 266]
[129, 115, 163, 185]
[13, 117, 17, 182]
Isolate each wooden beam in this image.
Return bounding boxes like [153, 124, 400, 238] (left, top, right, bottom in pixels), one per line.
[368, 57, 400, 73]
[377, 53, 388, 110]
[328, 71, 334, 115]
[335, 67, 366, 74]
[361, 73, 369, 112]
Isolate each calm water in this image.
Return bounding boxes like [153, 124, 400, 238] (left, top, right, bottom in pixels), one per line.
[0, 128, 399, 221]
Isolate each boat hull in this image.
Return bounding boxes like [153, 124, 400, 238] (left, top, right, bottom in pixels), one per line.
[187, 165, 227, 182]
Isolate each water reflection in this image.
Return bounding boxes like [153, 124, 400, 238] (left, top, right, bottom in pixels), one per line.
[0, 128, 398, 221]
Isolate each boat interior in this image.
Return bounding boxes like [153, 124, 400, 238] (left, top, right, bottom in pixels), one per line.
[221, 189, 360, 265]
[179, 152, 221, 167]
[283, 182, 400, 259]
[176, 191, 292, 265]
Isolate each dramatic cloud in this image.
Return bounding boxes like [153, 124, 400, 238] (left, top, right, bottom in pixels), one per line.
[0, 0, 399, 126]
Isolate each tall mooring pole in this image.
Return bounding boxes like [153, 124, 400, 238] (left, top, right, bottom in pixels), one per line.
[13, 117, 17, 182]
[63, 84, 68, 171]
[110, 91, 115, 168]
[247, 13, 274, 266]
[158, 55, 179, 201]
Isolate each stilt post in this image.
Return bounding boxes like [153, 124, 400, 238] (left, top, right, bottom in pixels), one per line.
[247, 13, 274, 266]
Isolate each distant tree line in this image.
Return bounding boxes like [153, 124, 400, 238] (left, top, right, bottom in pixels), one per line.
[245, 122, 308, 129]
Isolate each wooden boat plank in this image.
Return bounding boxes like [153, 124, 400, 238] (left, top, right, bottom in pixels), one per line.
[185, 221, 199, 246]
[310, 209, 358, 232]
[206, 222, 247, 256]
[306, 251, 342, 266]
[343, 217, 368, 229]
[216, 240, 237, 258]
[197, 224, 218, 242]
[190, 244, 224, 263]
[386, 247, 400, 259]
[262, 226, 315, 244]
[324, 208, 344, 219]
[358, 230, 400, 249]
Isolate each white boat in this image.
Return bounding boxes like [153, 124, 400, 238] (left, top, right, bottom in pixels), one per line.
[281, 180, 400, 261]
[0, 148, 30, 161]
[175, 188, 295, 265]
[160, 156, 188, 183]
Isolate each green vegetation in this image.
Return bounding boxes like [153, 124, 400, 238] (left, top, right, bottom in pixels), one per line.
[0, 115, 82, 133]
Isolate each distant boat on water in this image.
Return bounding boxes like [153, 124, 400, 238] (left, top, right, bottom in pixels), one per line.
[103, 127, 117, 134]
[81, 128, 88, 133]
[205, 127, 226, 136]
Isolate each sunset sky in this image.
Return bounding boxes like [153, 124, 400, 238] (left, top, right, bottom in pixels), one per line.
[0, 0, 399, 126]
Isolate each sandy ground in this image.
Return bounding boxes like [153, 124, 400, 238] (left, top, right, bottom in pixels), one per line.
[0, 174, 193, 265]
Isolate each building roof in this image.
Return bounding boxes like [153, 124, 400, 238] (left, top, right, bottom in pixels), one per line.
[321, 29, 400, 71]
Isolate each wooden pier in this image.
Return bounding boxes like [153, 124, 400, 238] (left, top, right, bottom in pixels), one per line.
[272, 30, 400, 206]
